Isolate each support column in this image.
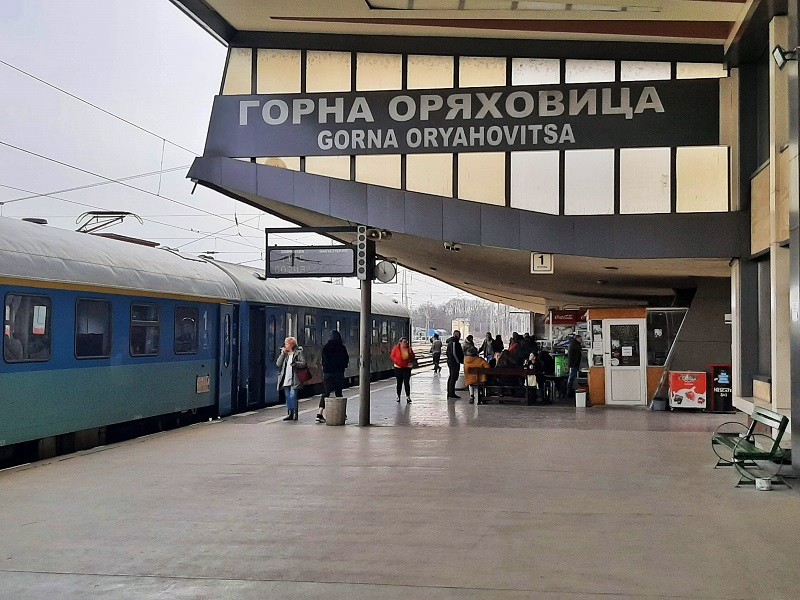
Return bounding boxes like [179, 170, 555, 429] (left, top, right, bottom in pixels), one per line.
[359, 240, 375, 426]
[732, 259, 759, 400]
[770, 18, 792, 413]
[788, 0, 800, 476]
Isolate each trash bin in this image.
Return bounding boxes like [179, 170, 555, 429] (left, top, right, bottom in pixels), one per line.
[575, 389, 587, 408]
[325, 397, 348, 426]
[456, 369, 467, 390]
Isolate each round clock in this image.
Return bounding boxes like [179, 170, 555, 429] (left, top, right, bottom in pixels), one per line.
[374, 260, 397, 283]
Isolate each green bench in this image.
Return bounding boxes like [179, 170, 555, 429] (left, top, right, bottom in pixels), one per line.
[711, 406, 790, 487]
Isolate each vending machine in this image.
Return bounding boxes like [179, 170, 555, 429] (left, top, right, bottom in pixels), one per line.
[668, 371, 707, 410]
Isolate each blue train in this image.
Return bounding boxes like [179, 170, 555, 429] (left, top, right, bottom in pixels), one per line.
[0, 217, 408, 464]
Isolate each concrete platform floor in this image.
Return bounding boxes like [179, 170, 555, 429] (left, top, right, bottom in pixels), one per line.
[1, 370, 798, 599]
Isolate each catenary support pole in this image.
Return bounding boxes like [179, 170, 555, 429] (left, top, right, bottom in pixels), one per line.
[359, 241, 374, 426]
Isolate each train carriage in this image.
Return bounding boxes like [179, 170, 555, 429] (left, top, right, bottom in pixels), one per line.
[0, 217, 409, 464]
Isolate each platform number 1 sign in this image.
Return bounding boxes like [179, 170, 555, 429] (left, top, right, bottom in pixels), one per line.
[530, 252, 554, 274]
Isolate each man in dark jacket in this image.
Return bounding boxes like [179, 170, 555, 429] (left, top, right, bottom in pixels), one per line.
[317, 330, 349, 422]
[566, 335, 582, 396]
[445, 330, 464, 399]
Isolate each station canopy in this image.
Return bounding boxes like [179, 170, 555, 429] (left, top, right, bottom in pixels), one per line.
[176, 0, 755, 48]
[177, 0, 766, 312]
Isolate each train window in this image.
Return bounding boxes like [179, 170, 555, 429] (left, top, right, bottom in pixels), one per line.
[286, 312, 297, 338]
[4, 294, 52, 363]
[268, 315, 277, 363]
[350, 319, 358, 343]
[175, 306, 200, 354]
[336, 320, 342, 337]
[304, 313, 316, 345]
[130, 303, 160, 356]
[390, 321, 397, 344]
[381, 320, 388, 343]
[322, 316, 331, 343]
[372, 319, 378, 343]
[75, 299, 112, 359]
[223, 314, 231, 367]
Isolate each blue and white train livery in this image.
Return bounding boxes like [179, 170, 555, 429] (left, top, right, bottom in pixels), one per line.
[0, 217, 408, 464]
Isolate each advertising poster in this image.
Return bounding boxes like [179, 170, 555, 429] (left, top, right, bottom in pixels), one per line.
[669, 371, 707, 409]
[710, 364, 733, 412]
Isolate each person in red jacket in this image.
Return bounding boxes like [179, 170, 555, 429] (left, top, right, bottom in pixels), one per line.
[390, 337, 416, 403]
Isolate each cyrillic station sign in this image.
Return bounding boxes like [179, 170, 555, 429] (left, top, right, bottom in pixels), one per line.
[204, 79, 719, 157]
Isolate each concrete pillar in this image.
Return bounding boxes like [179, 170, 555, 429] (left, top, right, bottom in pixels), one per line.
[731, 259, 759, 401]
[787, 1, 800, 474]
[770, 17, 792, 412]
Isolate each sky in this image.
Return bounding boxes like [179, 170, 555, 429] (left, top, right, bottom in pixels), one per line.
[0, 0, 472, 306]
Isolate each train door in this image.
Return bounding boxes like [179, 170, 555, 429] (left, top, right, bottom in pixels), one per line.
[264, 307, 282, 405]
[247, 306, 266, 407]
[218, 304, 237, 416]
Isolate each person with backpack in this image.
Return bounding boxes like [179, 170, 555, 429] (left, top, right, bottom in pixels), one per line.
[316, 330, 349, 423]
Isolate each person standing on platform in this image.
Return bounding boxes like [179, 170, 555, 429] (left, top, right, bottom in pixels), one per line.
[316, 330, 349, 423]
[567, 334, 583, 396]
[491, 334, 504, 355]
[479, 332, 493, 360]
[430, 333, 442, 373]
[276, 336, 306, 421]
[462, 336, 475, 356]
[391, 337, 416, 403]
[464, 346, 490, 404]
[445, 330, 464, 399]
[508, 333, 523, 366]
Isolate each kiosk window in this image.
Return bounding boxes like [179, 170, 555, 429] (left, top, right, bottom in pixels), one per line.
[75, 299, 112, 359]
[4, 294, 52, 363]
[175, 306, 199, 354]
[130, 303, 160, 356]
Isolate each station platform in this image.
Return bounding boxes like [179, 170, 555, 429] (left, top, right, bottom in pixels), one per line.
[2, 370, 798, 599]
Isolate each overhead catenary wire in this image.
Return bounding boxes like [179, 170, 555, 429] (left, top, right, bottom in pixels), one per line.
[0, 139, 265, 240]
[0, 164, 191, 206]
[0, 59, 199, 156]
[0, 181, 261, 252]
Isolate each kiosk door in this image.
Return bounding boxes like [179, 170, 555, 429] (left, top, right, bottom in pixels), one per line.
[603, 319, 647, 405]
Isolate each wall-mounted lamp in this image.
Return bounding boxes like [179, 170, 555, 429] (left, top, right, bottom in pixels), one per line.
[772, 45, 798, 69]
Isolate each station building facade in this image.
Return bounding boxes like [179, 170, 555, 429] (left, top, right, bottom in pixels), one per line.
[175, 1, 800, 471]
